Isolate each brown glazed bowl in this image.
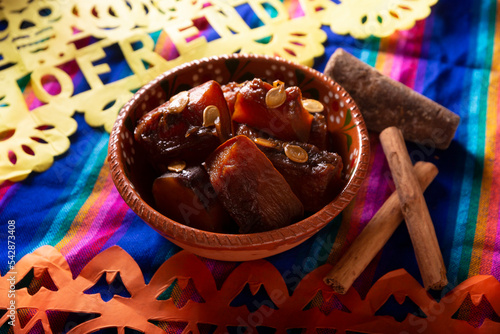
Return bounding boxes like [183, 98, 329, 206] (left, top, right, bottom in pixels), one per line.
[109, 54, 370, 261]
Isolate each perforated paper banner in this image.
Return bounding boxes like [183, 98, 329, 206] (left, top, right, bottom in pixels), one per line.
[0, 0, 438, 183]
[1, 246, 499, 333]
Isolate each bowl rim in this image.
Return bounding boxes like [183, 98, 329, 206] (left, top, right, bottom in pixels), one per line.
[108, 53, 370, 252]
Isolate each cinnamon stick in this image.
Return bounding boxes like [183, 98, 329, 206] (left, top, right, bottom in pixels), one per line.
[324, 161, 439, 294]
[379, 127, 448, 290]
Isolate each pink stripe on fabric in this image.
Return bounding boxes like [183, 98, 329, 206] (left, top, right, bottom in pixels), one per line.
[100, 208, 136, 251]
[63, 181, 122, 254]
[413, 17, 434, 93]
[65, 192, 130, 277]
[487, 83, 500, 277]
[334, 135, 391, 262]
[58, 169, 116, 255]
[357, 136, 393, 234]
[0, 181, 15, 201]
[390, 21, 426, 88]
[287, 0, 305, 19]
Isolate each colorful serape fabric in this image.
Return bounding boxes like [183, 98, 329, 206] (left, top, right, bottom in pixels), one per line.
[1, 0, 500, 329]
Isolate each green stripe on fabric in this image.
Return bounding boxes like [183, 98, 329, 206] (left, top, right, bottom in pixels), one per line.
[359, 37, 381, 67]
[456, 0, 495, 282]
[35, 133, 109, 248]
[49, 136, 110, 245]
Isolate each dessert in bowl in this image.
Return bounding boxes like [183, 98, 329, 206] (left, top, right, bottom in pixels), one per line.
[108, 54, 369, 261]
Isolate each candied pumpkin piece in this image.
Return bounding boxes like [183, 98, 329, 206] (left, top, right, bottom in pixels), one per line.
[308, 112, 329, 150]
[221, 81, 242, 115]
[134, 80, 232, 171]
[204, 135, 304, 233]
[260, 141, 343, 212]
[237, 125, 343, 212]
[232, 79, 313, 142]
[135, 106, 218, 171]
[188, 80, 232, 141]
[153, 165, 233, 233]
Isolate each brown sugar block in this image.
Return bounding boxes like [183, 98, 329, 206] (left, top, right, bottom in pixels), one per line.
[324, 48, 460, 150]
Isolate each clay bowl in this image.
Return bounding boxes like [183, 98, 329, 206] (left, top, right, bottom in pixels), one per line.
[109, 54, 370, 261]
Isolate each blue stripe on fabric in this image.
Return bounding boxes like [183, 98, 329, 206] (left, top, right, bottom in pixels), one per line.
[0, 183, 20, 215]
[0, 115, 108, 273]
[446, 0, 484, 283]
[116, 212, 179, 284]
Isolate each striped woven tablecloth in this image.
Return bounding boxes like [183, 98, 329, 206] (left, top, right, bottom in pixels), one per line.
[1, 0, 499, 332]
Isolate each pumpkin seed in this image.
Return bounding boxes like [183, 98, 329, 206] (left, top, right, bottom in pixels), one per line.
[302, 99, 324, 113]
[284, 144, 308, 163]
[167, 91, 189, 114]
[266, 81, 286, 108]
[203, 105, 220, 127]
[254, 137, 276, 148]
[167, 160, 186, 172]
